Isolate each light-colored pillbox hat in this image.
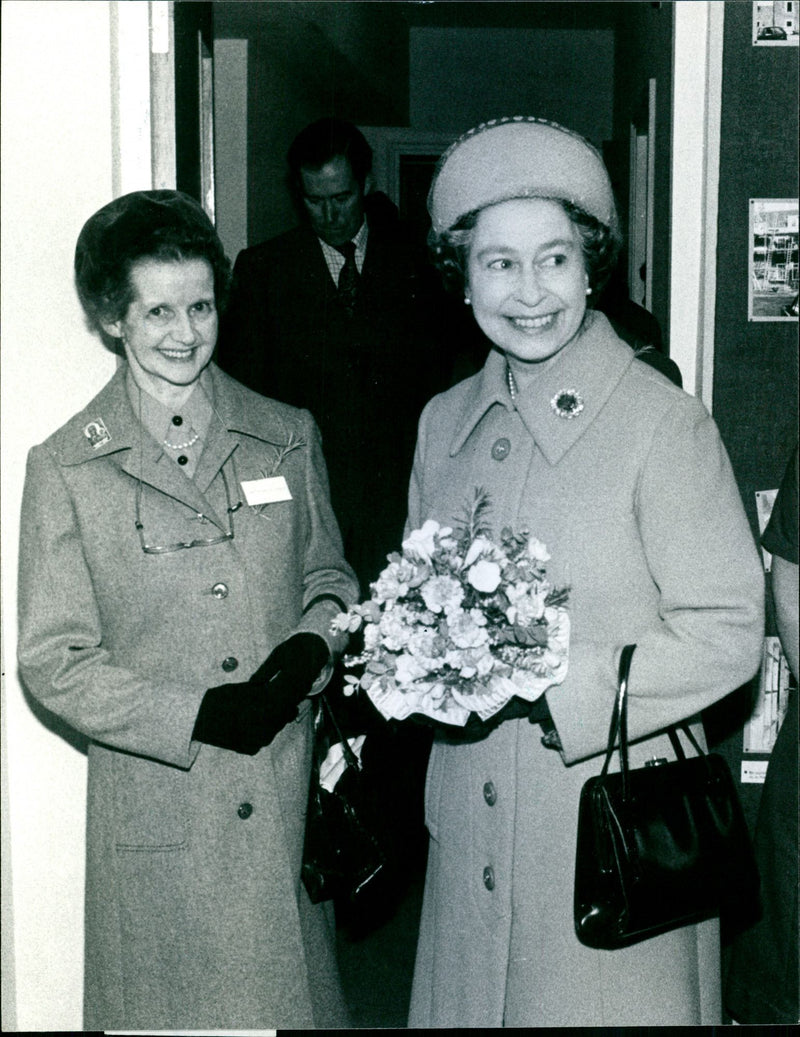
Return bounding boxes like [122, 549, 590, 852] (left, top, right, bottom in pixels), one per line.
[428, 116, 617, 234]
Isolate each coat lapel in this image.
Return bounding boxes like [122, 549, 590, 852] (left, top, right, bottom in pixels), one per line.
[511, 313, 634, 466]
[448, 313, 635, 466]
[53, 364, 301, 532]
[192, 365, 297, 496]
[54, 366, 226, 529]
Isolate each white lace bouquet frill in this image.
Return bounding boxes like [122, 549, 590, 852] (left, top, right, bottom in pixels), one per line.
[331, 491, 570, 727]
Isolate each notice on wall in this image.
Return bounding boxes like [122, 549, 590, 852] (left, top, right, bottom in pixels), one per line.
[741, 759, 770, 784]
[742, 637, 792, 770]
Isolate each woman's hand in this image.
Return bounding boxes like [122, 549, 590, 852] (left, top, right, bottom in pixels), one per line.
[193, 633, 330, 754]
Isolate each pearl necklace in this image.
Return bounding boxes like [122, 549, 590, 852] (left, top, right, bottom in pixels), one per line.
[163, 430, 199, 450]
[506, 364, 518, 402]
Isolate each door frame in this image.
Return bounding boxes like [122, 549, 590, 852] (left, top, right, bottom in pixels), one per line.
[669, 0, 725, 408]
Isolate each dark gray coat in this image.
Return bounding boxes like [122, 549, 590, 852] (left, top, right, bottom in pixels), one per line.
[18, 364, 358, 1030]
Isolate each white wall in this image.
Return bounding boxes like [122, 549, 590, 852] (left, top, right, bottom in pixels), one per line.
[1, 2, 152, 1029]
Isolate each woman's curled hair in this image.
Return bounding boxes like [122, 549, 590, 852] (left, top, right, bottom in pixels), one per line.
[74, 190, 232, 345]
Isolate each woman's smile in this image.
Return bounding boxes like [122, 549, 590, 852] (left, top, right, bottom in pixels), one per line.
[466, 198, 588, 374]
[159, 345, 201, 360]
[103, 256, 218, 404]
[506, 312, 559, 332]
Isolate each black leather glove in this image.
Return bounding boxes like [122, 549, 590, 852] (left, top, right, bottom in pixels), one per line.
[249, 631, 329, 689]
[193, 633, 330, 755]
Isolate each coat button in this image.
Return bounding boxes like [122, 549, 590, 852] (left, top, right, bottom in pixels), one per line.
[177, 455, 188, 466]
[237, 802, 253, 819]
[491, 438, 511, 461]
[483, 865, 495, 891]
[483, 781, 497, 806]
[211, 582, 229, 599]
[172, 415, 183, 426]
[221, 656, 239, 672]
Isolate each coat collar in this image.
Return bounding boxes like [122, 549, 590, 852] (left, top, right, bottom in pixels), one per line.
[448, 311, 635, 465]
[51, 363, 296, 528]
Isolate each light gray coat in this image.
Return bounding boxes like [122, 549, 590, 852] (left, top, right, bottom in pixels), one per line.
[17, 364, 358, 1031]
[407, 313, 764, 1027]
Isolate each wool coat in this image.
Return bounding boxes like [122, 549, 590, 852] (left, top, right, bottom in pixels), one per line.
[17, 363, 359, 1031]
[406, 312, 765, 1028]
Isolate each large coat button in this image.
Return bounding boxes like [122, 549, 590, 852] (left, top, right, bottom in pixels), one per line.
[221, 656, 239, 672]
[211, 582, 229, 599]
[483, 781, 497, 806]
[237, 802, 253, 819]
[491, 438, 511, 461]
[483, 865, 495, 891]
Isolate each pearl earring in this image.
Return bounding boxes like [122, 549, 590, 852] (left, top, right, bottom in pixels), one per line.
[464, 296, 471, 305]
[585, 286, 592, 296]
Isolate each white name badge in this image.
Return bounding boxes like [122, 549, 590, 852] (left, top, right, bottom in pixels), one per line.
[241, 475, 293, 506]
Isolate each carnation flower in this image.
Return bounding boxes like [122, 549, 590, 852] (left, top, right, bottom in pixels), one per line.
[421, 574, 464, 614]
[379, 609, 412, 651]
[447, 609, 490, 649]
[372, 564, 410, 604]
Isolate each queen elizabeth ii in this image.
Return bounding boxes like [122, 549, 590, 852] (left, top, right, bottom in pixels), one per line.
[405, 117, 765, 1028]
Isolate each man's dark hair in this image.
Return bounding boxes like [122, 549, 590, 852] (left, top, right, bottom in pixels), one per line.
[287, 117, 373, 192]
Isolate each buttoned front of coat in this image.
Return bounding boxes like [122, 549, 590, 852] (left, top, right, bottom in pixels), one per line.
[407, 313, 764, 1028]
[18, 364, 358, 1031]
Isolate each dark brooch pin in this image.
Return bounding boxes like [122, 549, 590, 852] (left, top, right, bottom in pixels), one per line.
[550, 389, 585, 420]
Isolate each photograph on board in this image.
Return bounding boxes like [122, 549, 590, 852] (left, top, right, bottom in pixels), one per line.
[748, 198, 799, 320]
[752, 1, 800, 44]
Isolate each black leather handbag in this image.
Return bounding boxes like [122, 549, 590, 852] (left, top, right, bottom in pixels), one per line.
[574, 644, 759, 950]
[301, 692, 388, 905]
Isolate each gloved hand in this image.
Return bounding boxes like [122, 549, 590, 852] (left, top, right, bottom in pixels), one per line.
[193, 633, 330, 755]
[250, 631, 329, 689]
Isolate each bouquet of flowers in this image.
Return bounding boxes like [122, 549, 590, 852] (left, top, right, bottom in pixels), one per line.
[331, 490, 570, 728]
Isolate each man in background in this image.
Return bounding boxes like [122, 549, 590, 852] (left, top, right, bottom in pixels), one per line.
[217, 116, 453, 590]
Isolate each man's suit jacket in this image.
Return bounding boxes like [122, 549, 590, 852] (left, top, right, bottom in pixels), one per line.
[216, 206, 455, 590]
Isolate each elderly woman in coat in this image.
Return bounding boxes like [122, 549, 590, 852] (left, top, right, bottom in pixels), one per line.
[17, 190, 358, 1031]
[405, 118, 765, 1028]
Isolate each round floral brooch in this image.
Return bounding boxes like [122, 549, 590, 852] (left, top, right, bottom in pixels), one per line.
[550, 389, 585, 419]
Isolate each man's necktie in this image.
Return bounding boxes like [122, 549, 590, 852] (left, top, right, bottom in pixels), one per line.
[335, 241, 359, 314]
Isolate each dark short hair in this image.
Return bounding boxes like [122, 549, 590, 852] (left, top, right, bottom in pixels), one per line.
[429, 199, 620, 299]
[287, 117, 373, 193]
[74, 190, 231, 345]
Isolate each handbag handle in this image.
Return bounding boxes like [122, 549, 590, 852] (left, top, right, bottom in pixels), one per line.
[318, 691, 362, 771]
[599, 643, 705, 801]
[600, 644, 636, 795]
